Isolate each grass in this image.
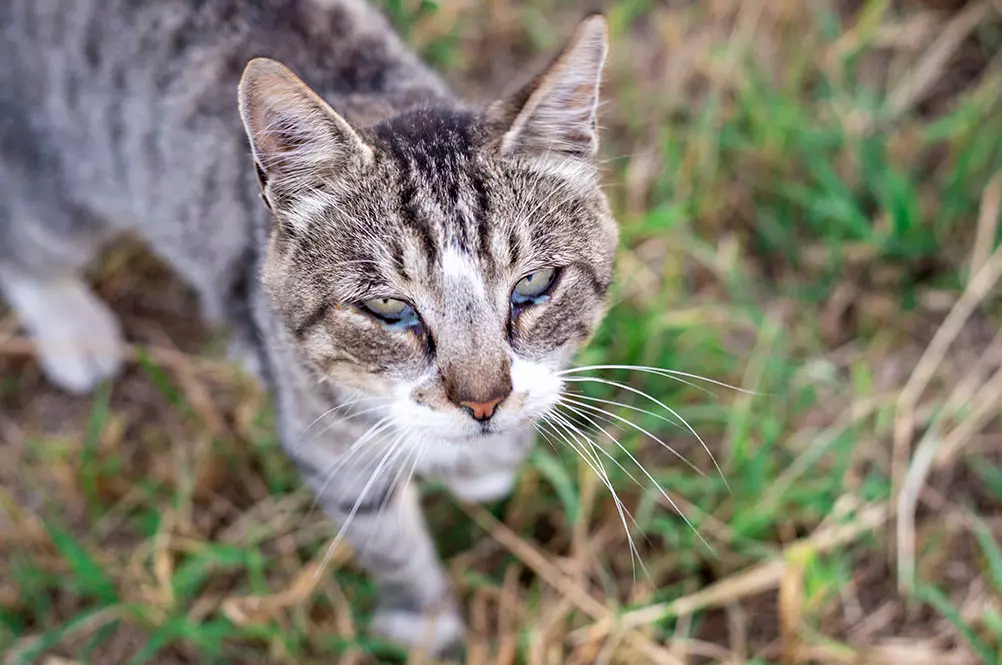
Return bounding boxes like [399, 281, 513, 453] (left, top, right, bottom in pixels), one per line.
[2, 0, 1002, 663]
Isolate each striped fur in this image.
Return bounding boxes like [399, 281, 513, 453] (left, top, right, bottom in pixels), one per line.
[0, 1, 617, 652]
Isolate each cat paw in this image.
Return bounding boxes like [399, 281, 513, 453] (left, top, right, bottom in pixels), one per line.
[370, 582, 464, 657]
[5, 277, 125, 394]
[371, 606, 464, 657]
[443, 468, 516, 503]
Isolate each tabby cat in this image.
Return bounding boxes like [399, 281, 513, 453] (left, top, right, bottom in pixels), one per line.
[0, 0, 617, 652]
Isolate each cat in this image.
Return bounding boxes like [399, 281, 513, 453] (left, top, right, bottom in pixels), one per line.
[0, 0, 617, 653]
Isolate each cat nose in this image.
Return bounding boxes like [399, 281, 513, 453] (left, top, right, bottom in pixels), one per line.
[459, 395, 506, 422]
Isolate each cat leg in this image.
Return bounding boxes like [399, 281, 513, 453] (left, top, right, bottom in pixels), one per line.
[438, 429, 534, 504]
[317, 479, 463, 654]
[0, 272, 124, 393]
[0, 208, 124, 394]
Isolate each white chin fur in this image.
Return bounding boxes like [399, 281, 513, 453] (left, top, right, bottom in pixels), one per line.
[443, 468, 516, 503]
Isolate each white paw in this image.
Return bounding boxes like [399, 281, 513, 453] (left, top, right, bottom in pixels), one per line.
[371, 606, 464, 656]
[444, 469, 516, 503]
[5, 277, 125, 394]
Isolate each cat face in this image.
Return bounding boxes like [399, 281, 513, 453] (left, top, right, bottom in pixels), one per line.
[240, 17, 615, 445]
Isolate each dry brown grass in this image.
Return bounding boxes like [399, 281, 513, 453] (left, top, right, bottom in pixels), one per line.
[2, 1, 1002, 663]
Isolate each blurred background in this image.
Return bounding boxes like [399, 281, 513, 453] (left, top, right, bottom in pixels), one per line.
[2, 0, 1001, 663]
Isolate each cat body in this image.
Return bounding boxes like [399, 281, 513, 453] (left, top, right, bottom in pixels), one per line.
[0, 0, 616, 651]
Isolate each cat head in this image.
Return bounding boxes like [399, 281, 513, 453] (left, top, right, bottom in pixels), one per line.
[239, 15, 617, 443]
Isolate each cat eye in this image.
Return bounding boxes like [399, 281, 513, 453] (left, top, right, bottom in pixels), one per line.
[361, 297, 421, 329]
[512, 267, 558, 305]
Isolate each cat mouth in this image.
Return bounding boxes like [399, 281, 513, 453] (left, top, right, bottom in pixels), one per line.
[440, 422, 506, 443]
[478, 421, 498, 436]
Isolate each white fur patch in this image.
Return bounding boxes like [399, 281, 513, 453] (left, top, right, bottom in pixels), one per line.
[441, 246, 486, 299]
[371, 606, 464, 655]
[444, 468, 516, 503]
[1, 275, 124, 394]
[509, 355, 563, 416]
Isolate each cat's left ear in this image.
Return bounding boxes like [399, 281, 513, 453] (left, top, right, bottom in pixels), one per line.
[238, 58, 373, 186]
[486, 14, 608, 159]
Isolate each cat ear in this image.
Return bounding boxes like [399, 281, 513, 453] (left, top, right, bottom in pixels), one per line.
[238, 58, 372, 184]
[486, 14, 608, 159]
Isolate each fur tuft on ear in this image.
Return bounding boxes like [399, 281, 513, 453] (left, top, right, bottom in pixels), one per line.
[486, 14, 608, 159]
[238, 58, 372, 187]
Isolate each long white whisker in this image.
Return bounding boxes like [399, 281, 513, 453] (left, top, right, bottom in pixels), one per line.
[560, 395, 706, 479]
[294, 400, 390, 455]
[396, 438, 426, 533]
[378, 431, 416, 521]
[532, 422, 564, 457]
[542, 412, 648, 514]
[541, 412, 645, 577]
[557, 402, 716, 557]
[561, 376, 729, 492]
[357, 433, 413, 558]
[308, 416, 395, 515]
[546, 409, 646, 492]
[315, 438, 404, 583]
[550, 411, 651, 580]
[563, 392, 684, 430]
[556, 364, 760, 395]
[297, 389, 366, 440]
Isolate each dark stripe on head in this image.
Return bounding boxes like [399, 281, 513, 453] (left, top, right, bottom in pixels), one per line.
[294, 301, 331, 338]
[389, 237, 408, 281]
[398, 179, 439, 267]
[371, 108, 482, 259]
[507, 225, 522, 265]
[577, 262, 610, 297]
[471, 167, 494, 263]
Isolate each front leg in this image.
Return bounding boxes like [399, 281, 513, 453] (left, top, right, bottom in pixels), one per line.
[317, 474, 462, 654]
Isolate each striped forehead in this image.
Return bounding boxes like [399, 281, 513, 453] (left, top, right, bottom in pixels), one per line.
[372, 109, 496, 261]
[441, 245, 488, 297]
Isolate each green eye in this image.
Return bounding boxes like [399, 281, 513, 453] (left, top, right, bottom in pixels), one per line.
[513, 267, 557, 304]
[361, 298, 420, 330]
[364, 298, 408, 317]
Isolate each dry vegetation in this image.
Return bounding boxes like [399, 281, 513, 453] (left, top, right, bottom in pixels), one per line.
[2, 1, 1002, 663]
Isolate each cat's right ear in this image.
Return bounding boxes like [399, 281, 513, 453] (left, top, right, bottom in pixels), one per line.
[485, 14, 608, 160]
[238, 58, 373, 189]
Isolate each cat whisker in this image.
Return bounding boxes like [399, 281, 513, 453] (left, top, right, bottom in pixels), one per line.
[296, 402, 392, 455]
[559, 394, 705, 478]
[557, 364, 761, 396]
[560, 376, 729, 492]
[539, 412, 646, 578]
[556, 402, 715, 557]
[376, 432, 417, 524]
[540, 412, 648, 521]
[356, 430, 415, 558]
[394, 438, 427, 532]
[317, 434, 409, 579]
[307, 415, 396, 517]
[563, 392, 685, 429]
[292, 393, 387, 453]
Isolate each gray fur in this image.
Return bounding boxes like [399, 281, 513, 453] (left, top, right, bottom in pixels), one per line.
[0, 0, 617, 652]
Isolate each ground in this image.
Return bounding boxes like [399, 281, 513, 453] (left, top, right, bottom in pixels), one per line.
[2, 0, 1002, 663]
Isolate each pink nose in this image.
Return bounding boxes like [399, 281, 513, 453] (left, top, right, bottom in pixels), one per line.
[459, 395, 505, 421]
